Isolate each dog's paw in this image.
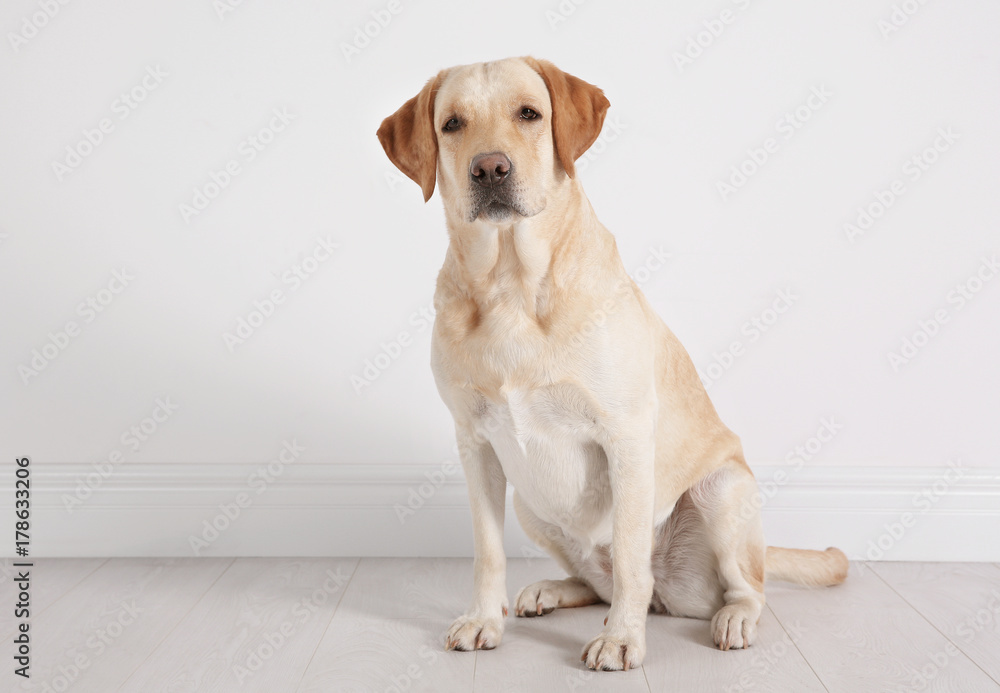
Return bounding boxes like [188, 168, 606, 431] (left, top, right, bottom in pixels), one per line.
[445, 612, 505, 651]
[515, 580, 558, 617]
[711, 603, 759, 651]
[515, 577, 600, 617]
[581, 630, 645, 671]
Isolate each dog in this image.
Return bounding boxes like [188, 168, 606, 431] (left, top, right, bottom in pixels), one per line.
[377, 57, 848, 672]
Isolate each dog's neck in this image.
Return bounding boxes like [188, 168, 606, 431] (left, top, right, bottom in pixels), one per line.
[438, 178, 603, 324]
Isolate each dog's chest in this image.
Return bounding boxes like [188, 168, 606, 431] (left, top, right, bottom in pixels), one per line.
[476, 386, 614, 541]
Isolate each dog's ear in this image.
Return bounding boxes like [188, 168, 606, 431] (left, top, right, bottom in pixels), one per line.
[523, 57, 610, 178]
[377, 71, 444, 202]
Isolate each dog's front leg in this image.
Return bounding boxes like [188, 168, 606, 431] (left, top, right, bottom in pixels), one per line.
[445, 428, 509, 651]
[582, 433, 656, 671]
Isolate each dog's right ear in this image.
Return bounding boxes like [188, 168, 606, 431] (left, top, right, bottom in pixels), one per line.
[377, 72, 444, 203]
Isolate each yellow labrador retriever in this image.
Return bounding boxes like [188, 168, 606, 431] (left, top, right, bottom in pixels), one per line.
[378, 57, 847, 672]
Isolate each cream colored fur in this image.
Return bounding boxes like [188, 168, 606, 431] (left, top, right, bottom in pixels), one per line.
[378, 57, 847, 672]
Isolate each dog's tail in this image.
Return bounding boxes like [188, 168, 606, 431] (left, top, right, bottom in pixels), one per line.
[765, 546, 849, 586]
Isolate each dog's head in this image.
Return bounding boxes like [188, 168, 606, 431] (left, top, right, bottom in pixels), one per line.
[377, 57, 610, 224]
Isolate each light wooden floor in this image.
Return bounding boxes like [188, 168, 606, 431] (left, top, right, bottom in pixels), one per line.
[3, 558, 999, 692]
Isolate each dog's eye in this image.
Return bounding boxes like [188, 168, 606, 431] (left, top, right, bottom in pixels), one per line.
[520, 107, 539, 120]
[442, 117, 461, 133]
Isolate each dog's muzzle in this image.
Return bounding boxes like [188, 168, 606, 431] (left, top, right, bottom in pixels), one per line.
[468, 152, 531, 222]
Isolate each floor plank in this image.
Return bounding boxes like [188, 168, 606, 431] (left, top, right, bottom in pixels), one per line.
[643, 605, 828, 693]
[296, 615, 476, 693]
[476, 558, 649, 692]
[869, 562, 1000, 684]
[5, 558, 998, 692]
[117, 557, 358, 693]
[476, 605, 651, 692]
[767, 563, 1000, 693]
[0, 557, 107, 638]
[11, 558, 232, 693]
[335, 557, 474, 620]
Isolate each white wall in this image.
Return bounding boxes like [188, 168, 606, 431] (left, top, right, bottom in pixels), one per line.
[1, 0, 998, 559]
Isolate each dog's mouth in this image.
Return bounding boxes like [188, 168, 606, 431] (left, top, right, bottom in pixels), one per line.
[468, 187, 537, 223]
[479, 200, 518, 222]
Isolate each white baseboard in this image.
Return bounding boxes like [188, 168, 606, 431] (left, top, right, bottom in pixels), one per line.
[2, 462, 998, 561]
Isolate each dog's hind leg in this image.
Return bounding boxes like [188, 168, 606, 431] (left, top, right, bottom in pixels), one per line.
[515, 577, 601, 617]
[686, 464, 767, 651]
[512, 491, 603, 617]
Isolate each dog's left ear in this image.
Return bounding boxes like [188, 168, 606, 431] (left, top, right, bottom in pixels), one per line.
[523, 57, 610, 178]
[377, 71, 445, 202]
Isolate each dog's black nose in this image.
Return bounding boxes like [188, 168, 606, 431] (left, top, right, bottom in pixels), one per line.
[470, 152, 512, 187]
